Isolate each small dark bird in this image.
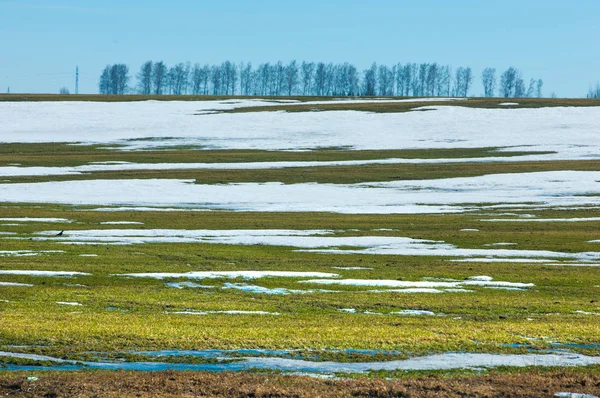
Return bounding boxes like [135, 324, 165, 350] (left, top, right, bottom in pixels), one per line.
[56, 230, 64, 236]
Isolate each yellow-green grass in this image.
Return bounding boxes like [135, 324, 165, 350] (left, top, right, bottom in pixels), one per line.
[0, 139, 599, 370]
[0, 205, 599, 361]
[0, 144, 547, 167]
[3, 159, 598, 185]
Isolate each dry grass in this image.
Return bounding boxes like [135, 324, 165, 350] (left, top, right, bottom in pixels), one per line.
[224, 97, 600, 114]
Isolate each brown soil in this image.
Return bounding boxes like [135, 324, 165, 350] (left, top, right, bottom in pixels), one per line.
[1, 369, 599, 397]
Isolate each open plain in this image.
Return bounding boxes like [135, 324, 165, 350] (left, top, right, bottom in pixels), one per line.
[1, 96, 600, 396]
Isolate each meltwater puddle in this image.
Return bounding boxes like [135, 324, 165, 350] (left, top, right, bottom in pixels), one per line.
[2, 349, 600, 374]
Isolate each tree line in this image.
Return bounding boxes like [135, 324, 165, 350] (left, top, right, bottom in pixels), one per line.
[98, 61, 545, 98]
[588, 82, 600, 98]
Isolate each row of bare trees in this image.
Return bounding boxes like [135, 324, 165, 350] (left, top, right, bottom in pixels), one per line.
[99, 61, 544, 98]
[99, 64, 129, 95]
[587, 82, 600, 98]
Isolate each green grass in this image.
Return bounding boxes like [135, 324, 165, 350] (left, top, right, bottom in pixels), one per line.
[1, 204, 600, 360]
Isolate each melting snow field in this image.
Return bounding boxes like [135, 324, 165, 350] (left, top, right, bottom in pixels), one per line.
[1, 171, 599, 213]
[28, 229, 600, 262]
[0, 218, 72, 223]
[2, 99, 600, 379]
[116, 270, 339, 280]
[0, 153, 597, 177]
[300, 276, 533, 291]
[2, 350, 600, 374]
[1, 102, 600, 160]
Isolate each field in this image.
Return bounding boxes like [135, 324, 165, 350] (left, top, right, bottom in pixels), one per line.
[0, 96, 599, 396]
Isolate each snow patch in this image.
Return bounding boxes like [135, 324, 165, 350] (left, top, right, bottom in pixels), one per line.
[56, 301, 82, 306]
[117, 271, 339, 280]
[0, 281, 33, 287]
[0, 270, 90, 277]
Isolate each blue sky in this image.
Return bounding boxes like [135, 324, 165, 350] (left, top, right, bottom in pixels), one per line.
[1, 0, 598, 97]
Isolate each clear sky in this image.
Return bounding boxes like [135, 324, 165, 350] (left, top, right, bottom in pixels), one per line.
[1, 0, 598, 97]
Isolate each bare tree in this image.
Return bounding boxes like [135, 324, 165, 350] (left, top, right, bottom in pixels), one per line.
[190, 63, 203, 95]
[536, 79, 543, 98]
[362, 63, 377, 96]
[409, 63, 419, 96]
[59, 87, 70, 95]
[437, 65, 452, 96]
[300, 61, 314, 95]
[588, 82, 600, 98]
[453, 67, 464, 96]
[378, 64, 394, 96]
[514, 72, 526, 98]
[211, 65, 222, 95]
[499, 67, 518, 98]
[99, 64, 129, 95]
[425, 63, 438, 96]
[168, 63, 189, 95]
[137, 61, 153, 95]
[284, 60, 299, 96]
[239, 62, 253, 96]
[526, 78, 536, 98]
[152, 61, 168, 95]
[99, 66, 111, 94]
[481, 67, 496, 97]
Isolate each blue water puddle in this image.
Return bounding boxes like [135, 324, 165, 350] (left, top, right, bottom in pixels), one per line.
[3, 348, 600, 374]
[502, 342, 600, 350]
[128, 348, 404, 362]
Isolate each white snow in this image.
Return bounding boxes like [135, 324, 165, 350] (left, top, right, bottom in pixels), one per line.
[56, 301, 82, 306]
[301, 277, 533, 290]
[542, 263, 600, 267]
[2, 102, 600, 163]
[166, 282, 214, 289]
[448, 258, 555, 263]
[99, 221, 144, 225]
[4, 154, 596, 177]
[340, 308, 435, 316]
[574, 310, 600, 315]
[78, 254, 98, 257]
[499, 102, 519, 106]
[221, 282, 335, 295]
[0, 250, 65, 257]
[554, 393, 599, 398]
[166, 310, 279, 315]
[391, 310, 436, 316]
[2, 170, 599, 214]
[332, 267, 374, 270]
[0, 281, 33, 287]
[460, 229, 479, 232]
[482, 217, 600, 223]
[302, 279, 460, 288]
[223, 283, 308, 295]
[467, 275, 493, 281]
[28, 229, 600, 262]
[0, 270, 90, 277]
[117, 271, 339, 280]
[0, 218, 72, 223]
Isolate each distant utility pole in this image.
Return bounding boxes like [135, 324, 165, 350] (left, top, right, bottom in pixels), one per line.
[7, 87, 9, 94]
[75, 66, 79, 94]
